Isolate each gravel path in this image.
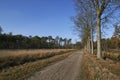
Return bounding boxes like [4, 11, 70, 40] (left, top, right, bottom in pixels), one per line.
[25, 51, 83, 80]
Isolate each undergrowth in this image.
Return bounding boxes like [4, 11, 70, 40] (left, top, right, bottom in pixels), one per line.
[80, 51, 120, 80]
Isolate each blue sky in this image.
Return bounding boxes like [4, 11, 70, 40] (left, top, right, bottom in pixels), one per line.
[0, 0, 115, 43]
[0, 0, 80, 43]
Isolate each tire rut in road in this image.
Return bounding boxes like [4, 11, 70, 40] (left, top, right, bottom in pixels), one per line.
[25, 51, 83, 80]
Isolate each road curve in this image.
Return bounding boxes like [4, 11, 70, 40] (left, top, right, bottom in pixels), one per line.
[25, 51, 83, 80]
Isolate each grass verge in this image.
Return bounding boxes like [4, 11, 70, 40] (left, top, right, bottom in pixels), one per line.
[80, 51, 120, 80]
[103, 51, 120, 61]
[0, 50, 74, 80]
[0, 50, 74, 70]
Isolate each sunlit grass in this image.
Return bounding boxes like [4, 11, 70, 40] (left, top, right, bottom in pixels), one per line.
[0, 49, 75, 80]
[0, 49, 70, 57]
[80, 51, 120, 80]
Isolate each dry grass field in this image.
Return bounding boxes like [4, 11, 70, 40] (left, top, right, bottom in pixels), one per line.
[0, 49, 74, 69]
[0, 49, 75, 80]
[94, 49, 120, 61]
[80, 51, 120, 80]
[0, 49, 70, 58]
[103, 50, 120, 61]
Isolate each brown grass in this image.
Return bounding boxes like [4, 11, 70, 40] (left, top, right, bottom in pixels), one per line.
[0, 49, 70, 58]
[0, 49, 75, 80]
[103, 51, 120, 61]
[0, 49, 74, 70]
[80, 51, 120, 80]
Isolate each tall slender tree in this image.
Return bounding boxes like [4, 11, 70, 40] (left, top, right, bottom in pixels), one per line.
[90, 0, 120, 58]
[73, 0, 96, 53]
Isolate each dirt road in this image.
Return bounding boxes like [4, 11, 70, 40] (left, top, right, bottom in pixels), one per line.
[25, 51, 83, 80]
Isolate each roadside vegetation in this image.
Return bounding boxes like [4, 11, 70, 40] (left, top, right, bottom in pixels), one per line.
[103, 50, 120, 61]
[80, 51, 120, 80]
[0, 49, 76, 80]
[73, 0, 120, 79]
[0, 49, 74, 70]
[0, 27, 80, 80]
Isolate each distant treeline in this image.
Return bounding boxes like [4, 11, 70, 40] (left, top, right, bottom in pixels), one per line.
[94, 37, 120, 50]
[0, 33, 74, 49]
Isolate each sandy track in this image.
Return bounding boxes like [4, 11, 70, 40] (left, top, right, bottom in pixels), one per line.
[25, 51, 83, 80]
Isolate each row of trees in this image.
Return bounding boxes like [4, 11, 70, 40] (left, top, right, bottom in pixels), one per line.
[101, 24, 120, 50]
[73, 0, 120, 58]
[0, 28, 73, 49]
[93, 37, 120, 51]
[93, 24, 120, 50]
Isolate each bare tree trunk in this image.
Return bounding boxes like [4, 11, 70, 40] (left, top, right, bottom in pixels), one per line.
[90, 12, 94, 54]
[88, 38, 91, 53]
[87, 39, 89, 52]
[87, 38, 90, 52]
[87, 37, 91, 53]
[91, 28, 94, 54]
[84, 45, 86, 51]
[97, 14, 102, 58]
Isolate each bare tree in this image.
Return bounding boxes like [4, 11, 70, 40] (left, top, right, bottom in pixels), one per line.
[113, 24, 120, 38]
[73, 0, 96, 54]
[55, 36, 60, 48]
[113, 24, 120, 49]
[74, 0, 120, 58]
[90, 0, 120, 58]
